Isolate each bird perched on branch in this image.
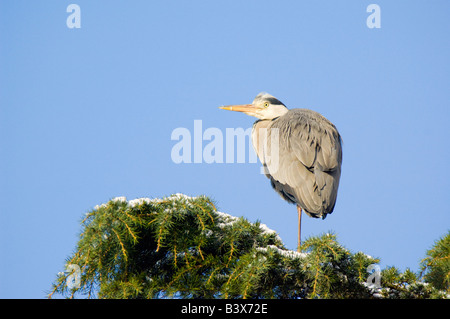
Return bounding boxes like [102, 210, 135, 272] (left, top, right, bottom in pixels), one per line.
[220, 92, 342, 251]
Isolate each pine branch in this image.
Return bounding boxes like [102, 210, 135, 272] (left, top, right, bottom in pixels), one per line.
[48, 194, 450, 299]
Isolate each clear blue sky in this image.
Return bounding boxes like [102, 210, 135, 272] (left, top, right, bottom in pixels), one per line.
[1, 1, 449, 298]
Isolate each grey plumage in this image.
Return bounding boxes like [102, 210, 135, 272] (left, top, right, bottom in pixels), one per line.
[252, 108, 342, 219]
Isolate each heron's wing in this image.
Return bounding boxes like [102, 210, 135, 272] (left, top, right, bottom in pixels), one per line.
[288, 110, 342, 172]
[255, 110, 342, 218]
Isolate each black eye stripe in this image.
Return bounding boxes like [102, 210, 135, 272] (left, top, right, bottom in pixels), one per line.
[264, 97, 284, 106]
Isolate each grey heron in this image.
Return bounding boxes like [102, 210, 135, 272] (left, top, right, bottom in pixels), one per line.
[220, 92, 342, 250]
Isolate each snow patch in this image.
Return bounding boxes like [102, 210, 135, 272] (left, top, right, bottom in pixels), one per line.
[128, 198, 152, 207]
[93, 194, 281, 241]
[216, 211, 239, 228]
[256, 245, 307, 260]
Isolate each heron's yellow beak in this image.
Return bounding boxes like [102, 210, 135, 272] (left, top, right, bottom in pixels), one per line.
[219, 104, 259, 114]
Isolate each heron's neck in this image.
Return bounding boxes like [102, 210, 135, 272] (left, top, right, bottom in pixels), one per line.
[259, 105, 289, 120]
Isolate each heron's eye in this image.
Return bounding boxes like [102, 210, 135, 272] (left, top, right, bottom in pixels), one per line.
[263, 102, 269, 108]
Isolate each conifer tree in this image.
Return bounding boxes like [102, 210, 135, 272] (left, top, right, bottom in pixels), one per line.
[48, 194, 449, 299]
[420, 231, 450, 294]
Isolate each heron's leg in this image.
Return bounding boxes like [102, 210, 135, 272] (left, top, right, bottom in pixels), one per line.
[297, 205, 302, 252]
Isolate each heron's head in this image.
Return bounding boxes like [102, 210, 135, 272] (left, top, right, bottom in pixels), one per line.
[219, 92, 288, 120]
